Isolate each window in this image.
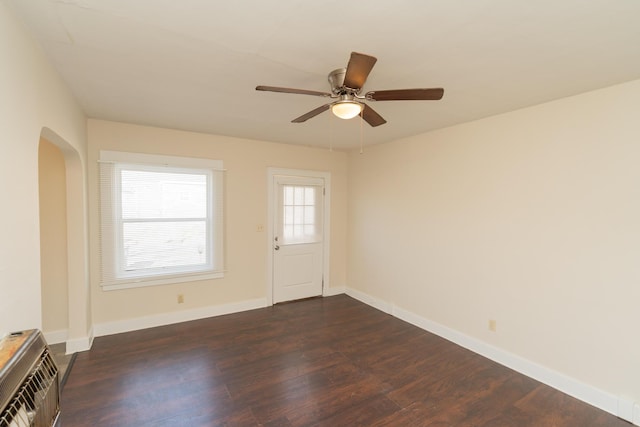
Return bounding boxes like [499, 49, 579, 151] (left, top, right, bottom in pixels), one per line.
[281, 185, 322, 244]
[99, 151, 224, 290]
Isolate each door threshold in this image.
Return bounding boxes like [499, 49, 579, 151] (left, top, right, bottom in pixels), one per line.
[274, 296, 323, 305]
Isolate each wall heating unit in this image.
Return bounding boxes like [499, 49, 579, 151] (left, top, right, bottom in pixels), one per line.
[0, 330, 60, 427]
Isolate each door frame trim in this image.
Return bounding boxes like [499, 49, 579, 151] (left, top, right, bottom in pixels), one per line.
[267, 167, 331, 305]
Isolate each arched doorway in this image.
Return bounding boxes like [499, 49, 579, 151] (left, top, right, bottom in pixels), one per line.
[39, 137, 69, 342]
[38, 127, 92, 354]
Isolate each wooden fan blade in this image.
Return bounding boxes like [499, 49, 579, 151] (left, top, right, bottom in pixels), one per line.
[366, 88, 444, 101]
[256, 85, 331, 98]
[292, 104, 331, 123]
[361, 104, 387, 127]
[343, 52, 377, 90]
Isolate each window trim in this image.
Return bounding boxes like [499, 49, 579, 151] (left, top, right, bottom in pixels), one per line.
[99, 151, 224, 291]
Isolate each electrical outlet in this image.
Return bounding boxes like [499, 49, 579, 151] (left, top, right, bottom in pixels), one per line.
[177, 294, 184, 304]
[257, 224, 264, 232]
[489, 319, 497, 332]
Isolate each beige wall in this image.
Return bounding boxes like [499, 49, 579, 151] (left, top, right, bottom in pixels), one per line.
[88, 119, 348, 325]
[4, 0, 639, 411]
[38, 138, 69, 334]
[0, 3, 87, 337]
[348, 79, 640, 405]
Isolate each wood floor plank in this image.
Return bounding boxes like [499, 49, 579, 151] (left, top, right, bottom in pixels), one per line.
[312, 394, 401, 426]
[61, 295, 631, 426]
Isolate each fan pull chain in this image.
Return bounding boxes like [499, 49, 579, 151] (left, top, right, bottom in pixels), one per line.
[359, 111, 364, 154]
[329, 110, 334, 152]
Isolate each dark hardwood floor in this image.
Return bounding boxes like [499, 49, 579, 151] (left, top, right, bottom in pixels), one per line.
[61, 295, 630, 426]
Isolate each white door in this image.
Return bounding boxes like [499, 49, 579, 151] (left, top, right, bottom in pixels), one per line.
[272, 176, 324, 303]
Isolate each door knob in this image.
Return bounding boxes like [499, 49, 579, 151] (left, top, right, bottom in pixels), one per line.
[275, 245, 280, 251]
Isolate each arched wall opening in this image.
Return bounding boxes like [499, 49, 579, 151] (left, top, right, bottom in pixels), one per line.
[39, 127, 92, 354]
[39, 137, 69, 342]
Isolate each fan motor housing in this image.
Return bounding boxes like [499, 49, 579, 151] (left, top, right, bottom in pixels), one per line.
[328, 68, 347, 94]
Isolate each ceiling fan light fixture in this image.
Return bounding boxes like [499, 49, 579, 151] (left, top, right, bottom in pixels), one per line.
[331, 101, 363, 120]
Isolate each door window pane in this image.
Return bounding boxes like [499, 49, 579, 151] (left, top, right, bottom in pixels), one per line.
[281, 185, 321, 244]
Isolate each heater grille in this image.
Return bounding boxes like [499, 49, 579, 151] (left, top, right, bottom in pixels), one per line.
[0, 331, 59, 427]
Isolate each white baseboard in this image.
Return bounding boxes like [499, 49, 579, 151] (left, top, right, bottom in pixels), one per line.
[323, 285, 346, 297]
[345, 287, 393, 314]
[618, 396, 636, 423]
[345, 287, 637, 425]
[66, 327, 94, 354]
[43, 329, 68, 345]
[94, 297, 268, 338]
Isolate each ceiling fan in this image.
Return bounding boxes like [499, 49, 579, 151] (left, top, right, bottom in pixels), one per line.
[256, 52, 444, 127]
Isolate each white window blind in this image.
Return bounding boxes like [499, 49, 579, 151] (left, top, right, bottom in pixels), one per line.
[99, 151, 224, 290]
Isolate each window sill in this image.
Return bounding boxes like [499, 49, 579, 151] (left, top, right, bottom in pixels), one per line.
[101, 271, 224, 291]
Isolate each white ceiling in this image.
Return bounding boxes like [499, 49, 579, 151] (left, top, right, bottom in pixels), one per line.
[8, 0, 640, 150]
